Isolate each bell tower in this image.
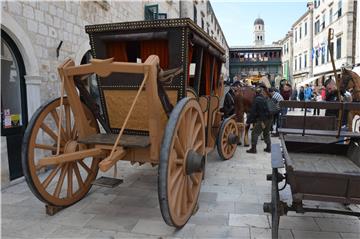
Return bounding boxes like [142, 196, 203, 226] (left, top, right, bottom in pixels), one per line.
[254, 17, 265, 46]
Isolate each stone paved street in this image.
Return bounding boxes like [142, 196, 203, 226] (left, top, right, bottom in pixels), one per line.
[1, 118, 360, 238]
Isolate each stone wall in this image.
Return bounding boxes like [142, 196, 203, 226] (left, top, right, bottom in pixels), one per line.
[2, 1, 180, 104]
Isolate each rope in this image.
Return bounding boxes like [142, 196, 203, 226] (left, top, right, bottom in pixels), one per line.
[56, 69, 66, 155]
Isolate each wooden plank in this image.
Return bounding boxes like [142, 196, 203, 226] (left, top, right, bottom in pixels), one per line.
[78, 134, 150, 148]
[271, 143, 284, 169]
[64, 60, 145, 77]
[289, 153, 360, 174]
[280, 101, 360, 111]
[279, 128, 360, 138]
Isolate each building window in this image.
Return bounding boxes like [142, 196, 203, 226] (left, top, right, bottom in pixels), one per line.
[299, 26, 302, 39]
[201, 18, 204, 29]
[336, 37, 341, 59]
[299, 54, 302, 69]
[260, 36, 262, 41]
[315, 20, 320, 34]
[304, 52, 307, 68]
[193, 5, 197, 24]
[295, 28, 297, 42]
[304, 22, 307, 36]
[337, 0, 342, 18]
[294, 56, 297, 71]
[144, 4, 158, 20]
[321, 46, 325, 64]
[329, 8, 333, 23]
[321, 14, 326, 30]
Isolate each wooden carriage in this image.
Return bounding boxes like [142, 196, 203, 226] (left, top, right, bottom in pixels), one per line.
[263, 101, 360, 238]
[22, 18, 239, 227]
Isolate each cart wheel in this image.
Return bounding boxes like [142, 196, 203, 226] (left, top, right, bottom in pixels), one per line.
[22, 97, 100, 207]
[217, 117, 239, 160]
[158, 97, 205, 227]
[271, 168, 281, 239]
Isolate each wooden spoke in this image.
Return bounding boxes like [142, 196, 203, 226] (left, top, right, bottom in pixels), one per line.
[41, 164, 62, 189]
[53, 164, 68, 198]
[186, 176, 194, 203]
[191, 123, 202, 147]
[190, 174, 200, 186]
[193, 140, 203, 151]
[67, 163, 73, 198]
[35, 144, 59, 152]
[170, 167, 183, 193]
[73, 162, 84, 188]
[50, 110, 68, 141]
[65, 104, 71, 138]
[40, 123, 59, 143]
[171, 175, 184, 210]
[71, 125, 78, 140]
[174, 158, 183, 166]
[78, 160, 93, 175]
[180, 177, 188, 215]
[174, 135, 185, 158]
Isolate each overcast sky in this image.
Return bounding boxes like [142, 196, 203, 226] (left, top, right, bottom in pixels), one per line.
[212, 0, 308, 47]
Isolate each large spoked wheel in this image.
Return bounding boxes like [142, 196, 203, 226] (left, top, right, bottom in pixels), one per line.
[217, 117, 239, 160]
[22, 97, 100, 207]
[271, 168, 281, 239]
[158, 98, 205, 227]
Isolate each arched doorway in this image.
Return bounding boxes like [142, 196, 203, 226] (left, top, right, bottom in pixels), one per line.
[1, 29, 28, 180]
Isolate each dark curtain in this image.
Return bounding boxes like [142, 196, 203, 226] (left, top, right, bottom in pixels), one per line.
[213, 60, 219, 95]
[106, 42, 128, 62]
[140, 40, 169, 69]
[201, 51, 212, 95]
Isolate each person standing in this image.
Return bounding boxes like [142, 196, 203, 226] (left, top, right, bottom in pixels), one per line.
[222, 81, 240, 118]
[304, 84, 313, 112]
[269, 88, 284, 136]
[289, 85, 298, 111]
[299, 86, 305, 111]
[246, 86, 272, 154]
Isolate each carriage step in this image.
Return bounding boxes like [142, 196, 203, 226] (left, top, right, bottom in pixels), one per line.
[92, 176, 124, 188]
[78, 133, 150, 148]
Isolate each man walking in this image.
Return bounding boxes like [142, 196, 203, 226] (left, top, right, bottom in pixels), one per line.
[269, 88, 284, 137]
[246, 86, 272, 154]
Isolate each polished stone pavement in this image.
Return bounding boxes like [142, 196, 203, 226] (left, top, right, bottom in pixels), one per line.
[2, 111, 359, 238]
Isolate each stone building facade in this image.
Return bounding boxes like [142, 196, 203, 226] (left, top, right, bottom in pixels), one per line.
[279, 31, 293, 83]
[292, 9, 313, 86]
[312, 0, 357, 78]
[279, 0, 358, 87]
[229, 18, 282, 83]
[0, 0, 228, 186]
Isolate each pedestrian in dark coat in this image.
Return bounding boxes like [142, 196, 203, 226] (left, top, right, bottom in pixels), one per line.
[246, 86, 272, 154]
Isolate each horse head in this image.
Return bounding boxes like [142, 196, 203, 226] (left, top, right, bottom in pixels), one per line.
[340, 67, 355, 93]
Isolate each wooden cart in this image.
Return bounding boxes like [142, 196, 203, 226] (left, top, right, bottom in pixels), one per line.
[263, 101, 360, 238]
[21, 18, 239, 227]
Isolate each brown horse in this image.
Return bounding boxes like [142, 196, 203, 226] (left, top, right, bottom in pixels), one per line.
[339, 67, 360, 131]
[232, 84, 272, 146]
[233, 85, 256, 146]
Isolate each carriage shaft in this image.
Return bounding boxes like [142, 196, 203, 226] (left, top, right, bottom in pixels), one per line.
[37, 148, 106, 167]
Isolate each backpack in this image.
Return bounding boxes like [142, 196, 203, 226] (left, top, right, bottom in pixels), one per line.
[266, 98, 280, 115]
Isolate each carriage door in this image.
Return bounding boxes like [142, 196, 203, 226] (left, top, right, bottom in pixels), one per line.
[1, 30, 28, 180]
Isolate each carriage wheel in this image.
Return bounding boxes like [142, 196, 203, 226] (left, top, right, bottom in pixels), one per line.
[22, 97, 99, 207]
[158, 97, 205, 227]
[217, 117, 239, 160]
[271, 168, 281, 239]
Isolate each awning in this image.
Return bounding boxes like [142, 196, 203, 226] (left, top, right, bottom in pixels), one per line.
[297, 76, 320, 87]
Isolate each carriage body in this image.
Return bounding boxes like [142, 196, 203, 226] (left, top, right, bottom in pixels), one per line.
[22, 18, 239, 227]
[263, 101, 360, 238]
